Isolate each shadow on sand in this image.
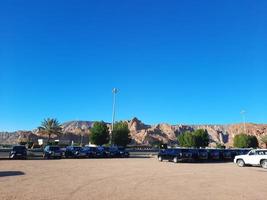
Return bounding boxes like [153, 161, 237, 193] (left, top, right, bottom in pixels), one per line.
[0, 171, 25, 178]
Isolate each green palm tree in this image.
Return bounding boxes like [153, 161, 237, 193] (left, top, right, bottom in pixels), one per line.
[38, 118, 62, 143]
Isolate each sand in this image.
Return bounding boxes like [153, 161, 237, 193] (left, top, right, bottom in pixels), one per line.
[0, 158, 267, 200]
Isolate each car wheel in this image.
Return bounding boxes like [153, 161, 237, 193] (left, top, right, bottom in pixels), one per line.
[237, 159, 245, 167]
[173, 157, 178, 163]
[260, 160, 267, 169]
[158, 156, 163, 162]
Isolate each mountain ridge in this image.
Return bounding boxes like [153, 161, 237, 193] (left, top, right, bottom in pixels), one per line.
[1, 118, 267, 147]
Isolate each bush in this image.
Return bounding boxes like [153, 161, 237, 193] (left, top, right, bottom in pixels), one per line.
[233, 134, 258, 148]
[90, 121, 110, 146]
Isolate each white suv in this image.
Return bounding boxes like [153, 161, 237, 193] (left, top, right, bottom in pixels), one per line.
[234, 149, 267, 169]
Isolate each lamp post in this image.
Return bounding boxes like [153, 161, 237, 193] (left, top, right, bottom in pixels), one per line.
[111, 88, 118, 144]
[240, 110, 246, 133]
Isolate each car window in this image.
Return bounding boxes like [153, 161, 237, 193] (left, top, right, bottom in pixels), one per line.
[13, 146, 26, 151]
[50, 147, 60, 151]
[73, 147, 81, 151]
[249, 151, 256, 155]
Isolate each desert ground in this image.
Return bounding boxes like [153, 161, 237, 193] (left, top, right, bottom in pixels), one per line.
[0, 158, 267, 200]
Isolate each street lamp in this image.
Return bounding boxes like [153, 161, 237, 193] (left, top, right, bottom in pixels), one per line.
[111, 88, 118, 144]
[240, 110, 246, 133]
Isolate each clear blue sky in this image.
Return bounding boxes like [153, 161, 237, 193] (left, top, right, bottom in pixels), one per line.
[0, 0, 267, 131]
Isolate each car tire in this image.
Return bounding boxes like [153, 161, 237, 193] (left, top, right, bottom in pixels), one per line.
[158, 156, 163, 162]
[260, 160, 267, 169]
[173, 157, 178, 163]
[237, 159, 245, 167]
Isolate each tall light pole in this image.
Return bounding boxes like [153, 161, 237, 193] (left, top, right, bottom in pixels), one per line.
[111, 88, 118, 144]
[240, 110, 246, 133]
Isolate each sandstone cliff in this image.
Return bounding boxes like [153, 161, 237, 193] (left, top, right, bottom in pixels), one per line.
[1, 118, 267, 147]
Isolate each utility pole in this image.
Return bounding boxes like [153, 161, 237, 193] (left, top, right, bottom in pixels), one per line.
[111, 88, 118, 144]
[240, 110, 246, 133]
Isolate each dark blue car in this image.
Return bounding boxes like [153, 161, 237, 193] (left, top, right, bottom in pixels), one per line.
[43, 145, 62, 159]
[158, 148, 183, 163]
[9, 145, 27, 159]
[83, 146, 98, 158]
[65, 146, 87, 158]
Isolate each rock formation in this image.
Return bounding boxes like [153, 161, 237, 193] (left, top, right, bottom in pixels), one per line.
[1, 118, 267, 147]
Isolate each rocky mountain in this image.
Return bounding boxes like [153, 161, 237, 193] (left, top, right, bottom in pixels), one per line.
[1, 118, 267, 147]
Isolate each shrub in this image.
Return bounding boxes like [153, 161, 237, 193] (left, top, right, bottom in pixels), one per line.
[233, 133, 258, 148]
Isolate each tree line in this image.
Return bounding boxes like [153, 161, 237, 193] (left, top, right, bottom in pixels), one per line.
[36, 118, 131, 147]
[178, 129, 262, 148]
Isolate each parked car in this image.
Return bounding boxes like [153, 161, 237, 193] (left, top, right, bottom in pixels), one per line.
[180, 148, 193, 161]
[118, 147, 130, 158]
[9, 145, 27, 159]
[108, 146, 130, 158]
[208, 149, 221, 160]
[197, 149, 209, 160]
[43, 145, 62, 159]
[234, 149, 267, 169]
[96, 146, 109, 158]
[65, 146, 87, 158]
[108, 147, 121, 158]
[158, 148, 183, 163]
[222, 149, 232, 160]
[83, 146, 98, 158]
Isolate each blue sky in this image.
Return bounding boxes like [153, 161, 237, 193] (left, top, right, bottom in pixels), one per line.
[0, 0, 267, 131]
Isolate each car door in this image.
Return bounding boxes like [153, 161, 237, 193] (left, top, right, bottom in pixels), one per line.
[245, 150, 258, 165]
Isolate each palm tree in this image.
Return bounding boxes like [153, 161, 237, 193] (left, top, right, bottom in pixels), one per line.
[38, 118, 62, 143]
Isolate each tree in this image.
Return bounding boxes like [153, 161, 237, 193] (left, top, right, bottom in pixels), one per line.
[178, 129, 210, 148]
[178, 131, 196, 147]
[112, 121, 131, 147]
[90, 121, 110, 146]
[38, 118, 62, 143]
[261, 135, 267, 148]
[194, 129, 210, 148]
[233, 134, 258, 148]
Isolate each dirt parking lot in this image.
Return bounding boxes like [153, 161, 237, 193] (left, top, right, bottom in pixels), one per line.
[0, 158, 266, 200]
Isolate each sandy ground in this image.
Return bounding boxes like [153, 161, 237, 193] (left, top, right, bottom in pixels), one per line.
[0, 158, 267, 200]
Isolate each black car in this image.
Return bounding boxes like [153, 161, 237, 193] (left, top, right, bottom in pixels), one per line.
[96, 146, 112, 158]
[83, 146, 98, 158]
[208, 149, 221, 160]
[222, 149, 232, 160]
[158, 148, 183, 163]
[180, 148, 193, 161]
[9, 145, 27, 159]
[108, 146, 130, 158]
[43, 145, 62, 159]
[65, 146, 87, 158]
[118, 147, 130, 158]
[197, 149, 209, 160]
[108, 147, 121, 158]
